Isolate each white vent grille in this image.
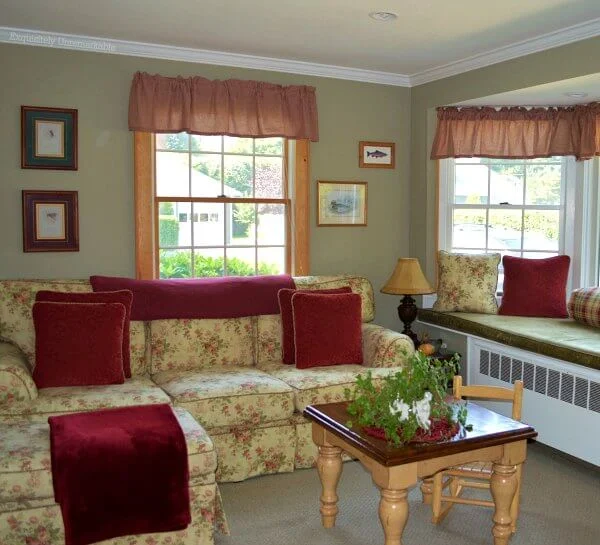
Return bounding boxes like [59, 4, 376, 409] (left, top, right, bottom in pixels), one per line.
[478, 349, 600, 413]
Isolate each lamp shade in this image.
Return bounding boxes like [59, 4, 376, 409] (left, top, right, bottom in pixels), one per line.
[380, 258, 434, 295]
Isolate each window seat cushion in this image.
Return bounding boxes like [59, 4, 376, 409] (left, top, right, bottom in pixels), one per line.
[418, 309, 600, 371]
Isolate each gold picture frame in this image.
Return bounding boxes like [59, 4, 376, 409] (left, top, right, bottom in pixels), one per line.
[359, 141, 395, 169]
[317, 181, 367, 226]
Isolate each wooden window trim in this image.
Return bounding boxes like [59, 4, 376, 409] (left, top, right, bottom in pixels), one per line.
[133, 132, 310, 279]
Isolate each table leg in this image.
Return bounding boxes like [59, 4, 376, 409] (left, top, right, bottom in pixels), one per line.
[378, 488, 409, 545]
[316, 445, 343, 528]
[420, 477, 433, 504]
[490, 462, 518, 545]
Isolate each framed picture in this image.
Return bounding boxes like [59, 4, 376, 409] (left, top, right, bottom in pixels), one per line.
[22, 190, 79, 252]
[359, 141, 395, 169]
[317, 181, 367, 226]
[21, 106, 78, 170]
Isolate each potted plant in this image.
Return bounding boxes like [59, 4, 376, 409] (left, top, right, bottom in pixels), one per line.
[345, 351, 469, 445]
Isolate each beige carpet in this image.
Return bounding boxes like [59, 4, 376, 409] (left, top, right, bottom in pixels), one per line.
[216, 442, 599, 545]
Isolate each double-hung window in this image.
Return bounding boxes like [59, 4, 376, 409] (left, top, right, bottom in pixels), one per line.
[438, 156, 575, 291]
[154, 133, 289, 278]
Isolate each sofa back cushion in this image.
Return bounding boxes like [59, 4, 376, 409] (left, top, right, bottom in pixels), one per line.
[149, 317, 255, 373]
[0, 280, 148, 376]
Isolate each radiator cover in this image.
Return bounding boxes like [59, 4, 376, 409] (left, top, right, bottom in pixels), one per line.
[467, 337, 600, 467]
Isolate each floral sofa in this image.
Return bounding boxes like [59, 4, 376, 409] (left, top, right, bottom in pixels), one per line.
[0, 275, 414, 545]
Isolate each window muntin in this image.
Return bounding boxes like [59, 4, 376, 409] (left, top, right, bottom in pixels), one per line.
[443, 157, 567, 291]
[155, 133, 287, 278]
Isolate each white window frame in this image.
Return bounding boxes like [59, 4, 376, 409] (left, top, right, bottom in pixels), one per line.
[438, 157, 600, 294]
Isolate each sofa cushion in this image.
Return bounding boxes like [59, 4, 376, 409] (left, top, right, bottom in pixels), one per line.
[150, 317, 255, 373]
[433, 251, 500, 314]
[152, 366, 295, 428]
[294, 275, 375, 322]
[292, 292, 363, 369]
[0, 280, 91, 368]
[0, 376, 170, 422]
[279, 287, 352, 365]
[258, 361, 399, 411]
[499, 255, 570, 317]
[0, 407, 215, 503]
[568, 287, 600, 328]
[36, 290, 134, 377]
[32, 302, 126, 388]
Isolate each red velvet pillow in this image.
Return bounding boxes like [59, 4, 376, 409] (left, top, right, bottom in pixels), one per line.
[36, 290, 133, 378]
[32, 302, 126, 388]
[291, 292, 363, 369]
[278, 287, 352, 364]
[499, 255, 571, 317]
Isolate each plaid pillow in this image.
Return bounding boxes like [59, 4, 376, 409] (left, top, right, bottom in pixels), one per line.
[568, 288, 600, 328]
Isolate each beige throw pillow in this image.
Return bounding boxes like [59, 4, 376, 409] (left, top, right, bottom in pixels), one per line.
[433, 251, 500, 314]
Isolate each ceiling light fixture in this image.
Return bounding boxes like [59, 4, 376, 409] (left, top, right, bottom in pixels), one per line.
[564, 92, 588, 98]
[368, 11, 398, 22]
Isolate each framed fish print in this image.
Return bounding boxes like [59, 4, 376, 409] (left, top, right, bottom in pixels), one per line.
[21, 106, 78, 170]
[317, 181, 367, 226]
[359, 141, 395, 169]
[22, 190, 79, 252]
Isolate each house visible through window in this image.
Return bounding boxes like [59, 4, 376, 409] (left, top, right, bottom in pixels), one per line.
[155, 133, 288, 278]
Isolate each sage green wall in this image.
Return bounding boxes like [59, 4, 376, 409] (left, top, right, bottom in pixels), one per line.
[0, 43, 410, 329]
[410, 36, 600, 281]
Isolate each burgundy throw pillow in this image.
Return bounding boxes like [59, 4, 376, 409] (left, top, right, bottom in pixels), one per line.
[278, 287, 353, 364]
[292, 292, 363, 369]
[499, 255, 571, 317]
[36, 290, 133, 378]
[32, 302, 126, 388]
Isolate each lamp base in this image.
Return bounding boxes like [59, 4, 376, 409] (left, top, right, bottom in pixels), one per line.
[397, 295, 419, 348]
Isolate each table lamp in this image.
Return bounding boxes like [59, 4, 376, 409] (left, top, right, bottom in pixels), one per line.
[381, 257, 434, 347]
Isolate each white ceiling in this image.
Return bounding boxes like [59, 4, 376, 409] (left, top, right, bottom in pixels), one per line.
[2, 0, 600, 85]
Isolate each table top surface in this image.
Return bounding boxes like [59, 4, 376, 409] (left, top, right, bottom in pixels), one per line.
[303, 401, 537, 467]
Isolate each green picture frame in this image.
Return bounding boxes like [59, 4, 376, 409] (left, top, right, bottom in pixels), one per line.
[21, 106, 78, 170]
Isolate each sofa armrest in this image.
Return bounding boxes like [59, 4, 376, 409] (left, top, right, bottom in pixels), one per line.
[361, 323, 415, 368]
[0, 341, 38, 406]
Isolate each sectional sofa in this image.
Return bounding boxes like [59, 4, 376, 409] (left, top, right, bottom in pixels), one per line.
[0, 275, 414, 545]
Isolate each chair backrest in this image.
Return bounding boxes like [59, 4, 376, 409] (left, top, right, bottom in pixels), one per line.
[453, 375, 524, 420]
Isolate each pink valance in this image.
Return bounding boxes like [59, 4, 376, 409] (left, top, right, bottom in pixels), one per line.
[128, 71, 319, 142]
[431, 104, 600, 161]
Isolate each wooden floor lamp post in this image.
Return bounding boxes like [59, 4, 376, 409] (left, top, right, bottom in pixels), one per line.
[380, 257, 435, 347]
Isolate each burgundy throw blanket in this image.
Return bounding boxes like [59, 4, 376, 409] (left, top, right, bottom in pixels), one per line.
[49, 404, 190, 545]
[91, 274, 296, 321]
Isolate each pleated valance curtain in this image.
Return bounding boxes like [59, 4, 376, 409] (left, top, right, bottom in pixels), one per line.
[128, 71, 319, 141]
[430, 104, 600, 161]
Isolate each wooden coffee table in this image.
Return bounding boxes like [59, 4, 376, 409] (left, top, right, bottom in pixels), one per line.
[304, 401, 537, 545]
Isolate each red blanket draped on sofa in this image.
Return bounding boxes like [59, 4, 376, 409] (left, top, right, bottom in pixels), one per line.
[90, 274, 296, 321]
[49, 404, 190, 545]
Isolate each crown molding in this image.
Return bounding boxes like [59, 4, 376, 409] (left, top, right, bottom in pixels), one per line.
[409, 17, 600, 86]
[0, 26, 411, 87]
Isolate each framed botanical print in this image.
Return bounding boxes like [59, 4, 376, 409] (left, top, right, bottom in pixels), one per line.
[21, 106, 78, 170]
[22, 190, 79, 252]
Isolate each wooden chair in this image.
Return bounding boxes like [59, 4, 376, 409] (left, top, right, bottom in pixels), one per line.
[430, 375, 524, 531]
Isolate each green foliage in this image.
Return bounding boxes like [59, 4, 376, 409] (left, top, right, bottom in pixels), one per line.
[232, 203, 255, 237]
[345, 351, 464, 446]
[163, 133, 189, 151]
[158, 217, 179, 247]
[159, 201, 174, 215]
[159, 251, 279, 278]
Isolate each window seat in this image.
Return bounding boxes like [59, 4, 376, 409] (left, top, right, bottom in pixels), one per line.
[418, 309, 600, 372]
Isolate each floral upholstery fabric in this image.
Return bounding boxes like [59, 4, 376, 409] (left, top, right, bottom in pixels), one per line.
[207, 421, 296, 482]
[0, 342, 38, 407]
[0, 483, 228, 545]
[129, 320, 148, 376]
[294, 275, 375, 322]
[292, 417, 353, 469]
[255, 314, 283, 365]
[433, 251, 500, 314]
[257, 360, 401, 412]
[153, 367, 294, 428]
[150, 317, 255, 373]
[361, 323, 414, 367]
[0, 376, 171, 423]
[0, 280, 92, 368]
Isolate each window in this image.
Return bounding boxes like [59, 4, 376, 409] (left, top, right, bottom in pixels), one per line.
[438, 156, 583, 291]
[155, 133, 288, 278]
